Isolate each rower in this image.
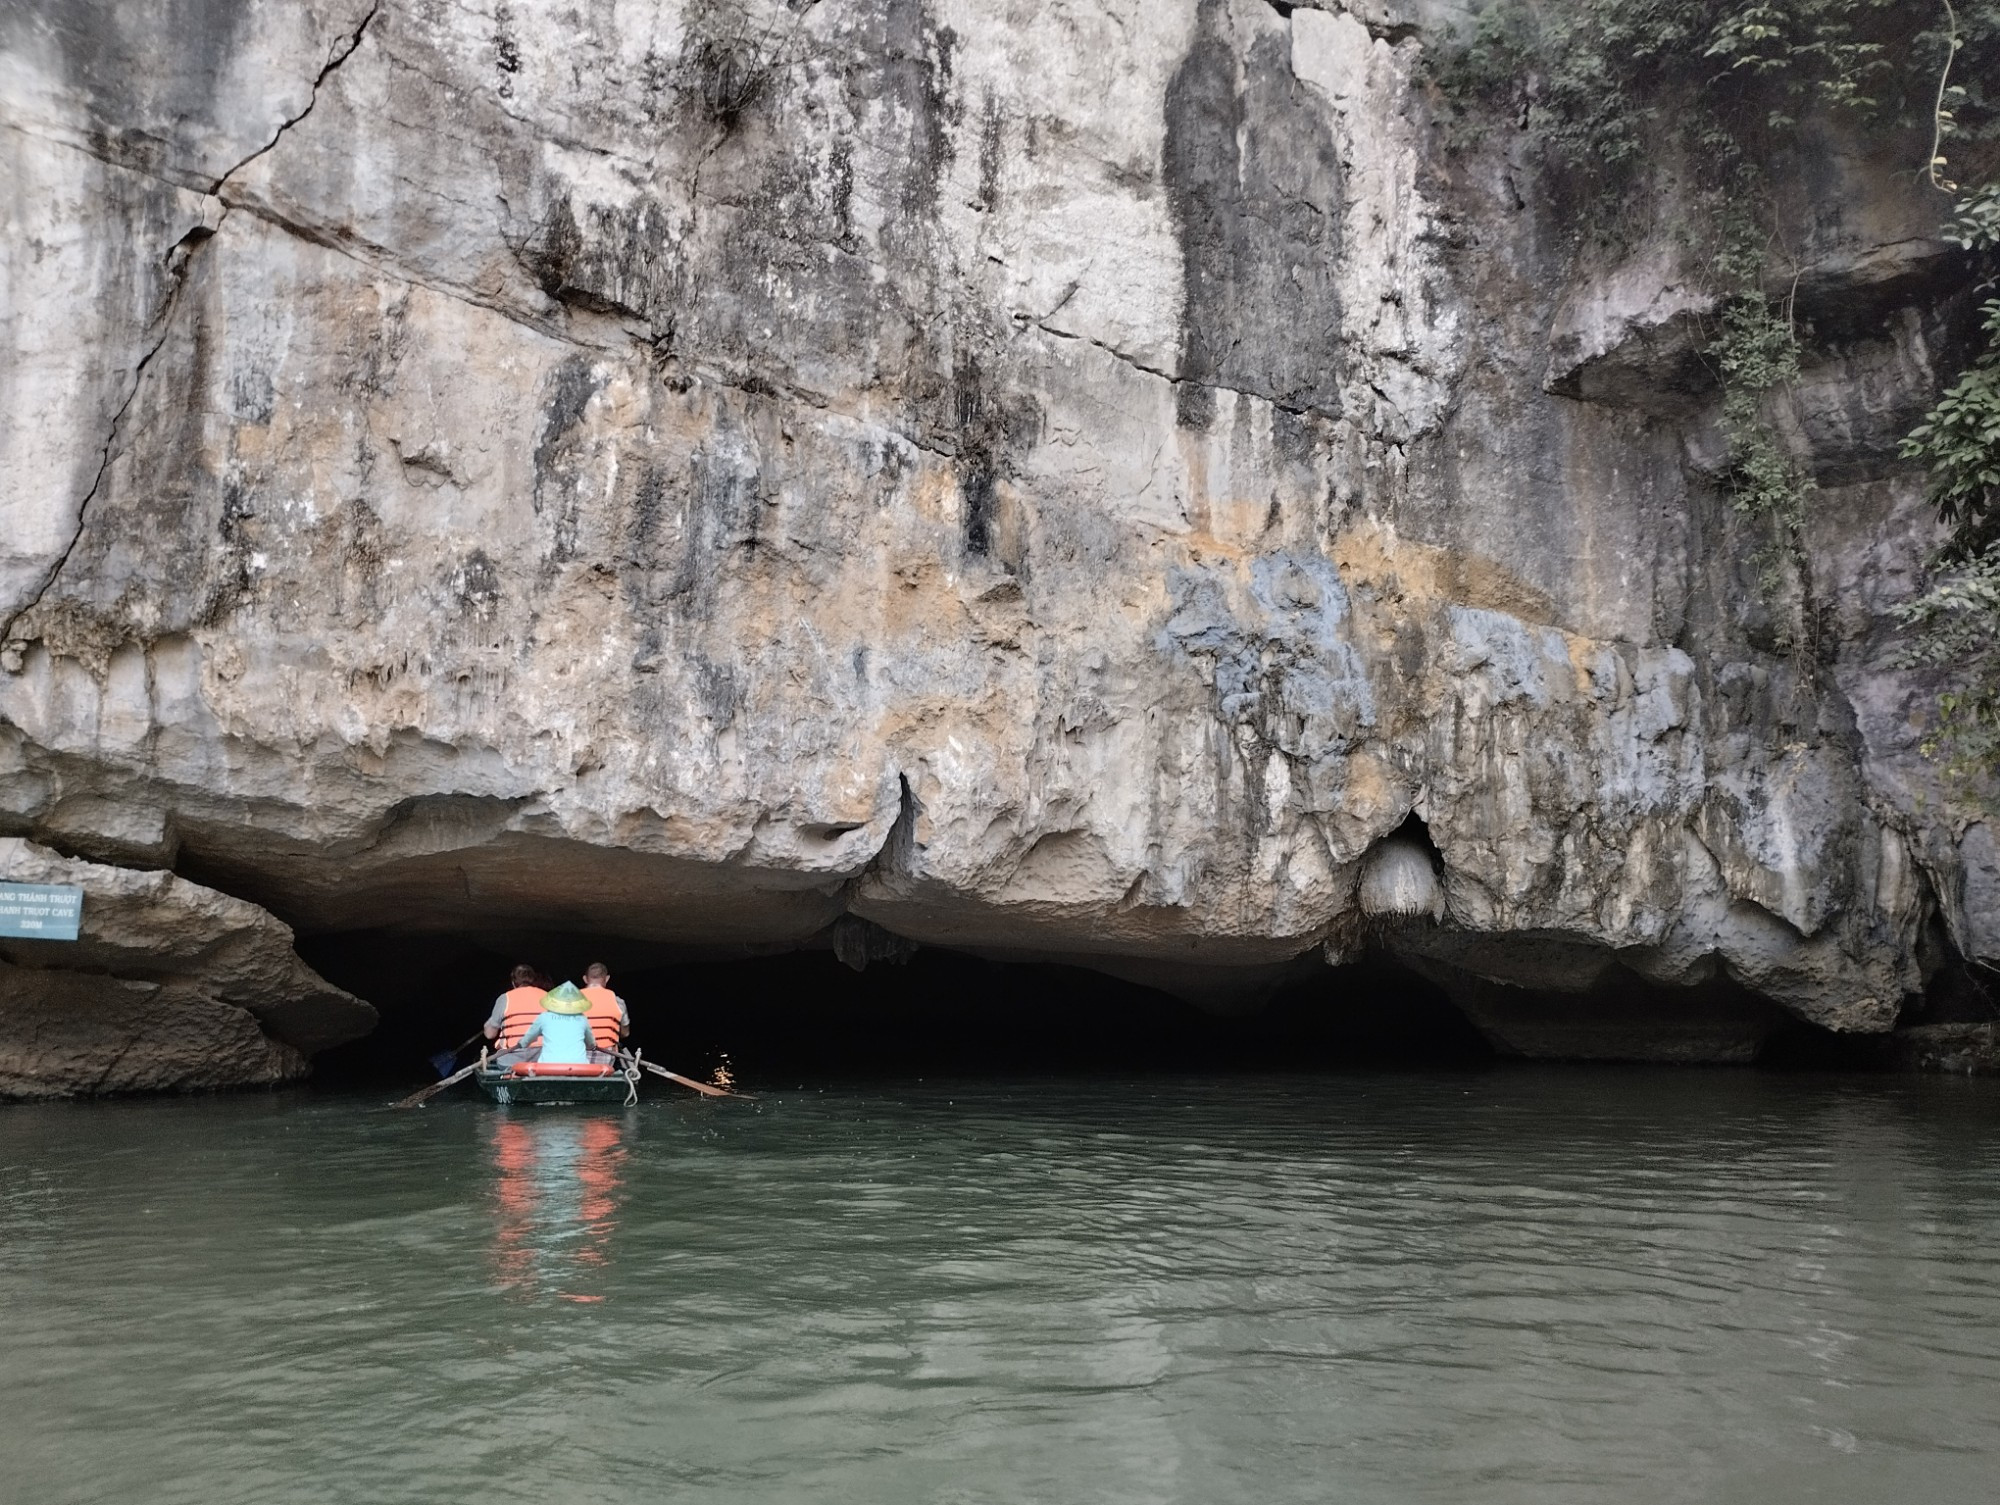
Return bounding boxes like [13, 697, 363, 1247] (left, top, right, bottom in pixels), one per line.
[484, 964, 547, 1065]
[580, 962, 629, 1060]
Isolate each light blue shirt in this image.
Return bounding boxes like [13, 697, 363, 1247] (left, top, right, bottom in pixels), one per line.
[517, 1011, 595, 1064]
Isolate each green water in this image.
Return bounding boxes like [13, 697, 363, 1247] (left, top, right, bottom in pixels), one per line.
[3, 1071, 1998, 1504]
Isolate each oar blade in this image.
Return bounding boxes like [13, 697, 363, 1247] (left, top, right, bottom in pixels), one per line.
[420, 1033, 484, 1083]
[629, 1057, 755, 1100]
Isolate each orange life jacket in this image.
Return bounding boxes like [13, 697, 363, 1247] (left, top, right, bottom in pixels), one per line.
[496, 985, 547, 1049]
[582, 985, 624, 1051]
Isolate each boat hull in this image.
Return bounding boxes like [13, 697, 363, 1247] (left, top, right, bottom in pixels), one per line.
[474, 1065, 639, 1106]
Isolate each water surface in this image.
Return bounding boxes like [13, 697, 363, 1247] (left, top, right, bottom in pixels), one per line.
[3, 1071, 1997, 1503]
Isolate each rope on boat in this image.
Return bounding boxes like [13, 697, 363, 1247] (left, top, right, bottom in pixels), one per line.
[623, 1048, 642, 1107]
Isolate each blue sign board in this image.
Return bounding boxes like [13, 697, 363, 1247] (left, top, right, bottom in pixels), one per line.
[0, 883, 83, 941]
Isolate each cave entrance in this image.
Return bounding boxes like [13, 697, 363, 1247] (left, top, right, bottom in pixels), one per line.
[295, 931, 1494, 1085]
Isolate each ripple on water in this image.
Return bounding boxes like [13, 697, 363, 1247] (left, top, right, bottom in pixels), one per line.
[1, 1071, 1998, 1504]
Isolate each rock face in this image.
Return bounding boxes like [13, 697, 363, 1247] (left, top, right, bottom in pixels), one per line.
[0, 839, 373, 1095]
[0, 964, 307, 1099]
[0, 0, 1993, 1070]
[1892, 1024, 2000, 1076]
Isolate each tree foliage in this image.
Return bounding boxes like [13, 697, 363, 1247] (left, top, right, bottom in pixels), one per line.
[1897, 195, 2000, 800]
[1442, 0, 2000, 178]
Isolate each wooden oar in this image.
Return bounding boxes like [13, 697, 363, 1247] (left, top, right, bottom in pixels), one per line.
[619, 1053, 755, 1101]
[392, 1058, 484, 1109]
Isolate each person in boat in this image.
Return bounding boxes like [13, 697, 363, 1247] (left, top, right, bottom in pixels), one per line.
[580, 962, 629, 1060]
[514, 982, 597, 1065]
[484, 964, 547, 1065]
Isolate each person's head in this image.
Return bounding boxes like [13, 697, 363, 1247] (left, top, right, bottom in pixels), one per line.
[584, 962, 611, 986]
[510, 963, 539, 990]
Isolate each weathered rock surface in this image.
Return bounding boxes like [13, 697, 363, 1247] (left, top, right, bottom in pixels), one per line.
[0, 0, 1992, 1070]
[1892, 1023, 2000, 1076]
[0, 839, 372, 1095]
[0, 964, 309, 1098]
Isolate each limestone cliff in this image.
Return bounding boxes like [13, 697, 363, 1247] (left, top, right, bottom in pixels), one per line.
[1, 0, 1994, 1088]
[0, 840, 372, 1095]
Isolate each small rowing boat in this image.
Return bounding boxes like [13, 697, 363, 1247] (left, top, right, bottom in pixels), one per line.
[475, 1055, 643, 1107]
[394, 1048, 749, 1110]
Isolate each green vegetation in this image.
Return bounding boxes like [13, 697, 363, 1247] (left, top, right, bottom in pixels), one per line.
[1901, 193, 2000, 536]
[1892, 542, 2000, 788]
[1712, 215, 1814, 605]
[1896, 186, 2000, 797]
[1442, 2, 1911, 170]
[1436, 1, 2000, 790]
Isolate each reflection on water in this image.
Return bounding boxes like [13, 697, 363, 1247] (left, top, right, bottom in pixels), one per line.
[488, 1114, 628, 1302]
[1, 1071, 1998, 1505]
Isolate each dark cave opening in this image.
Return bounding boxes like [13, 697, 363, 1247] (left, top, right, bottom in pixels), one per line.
[296, 932, 1496, 1086]
[1386, 810, 1445, 871]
